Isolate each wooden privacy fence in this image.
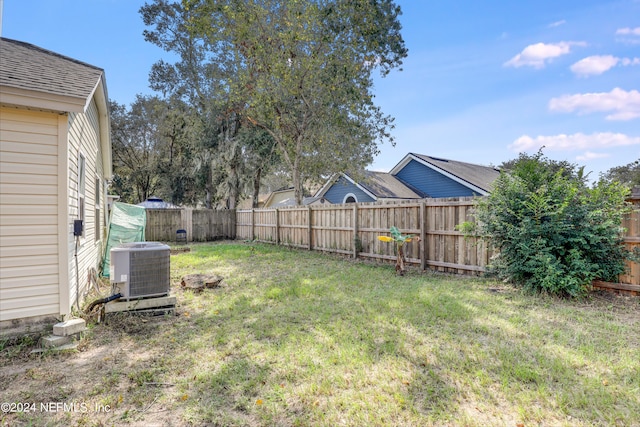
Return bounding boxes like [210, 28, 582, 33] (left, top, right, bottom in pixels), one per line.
[145, 208, 236, 242]
[237, 197, 494, 275]
[143, 196, 639, 289]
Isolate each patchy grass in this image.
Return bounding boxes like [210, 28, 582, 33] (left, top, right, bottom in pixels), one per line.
[1, 242, 638, 426]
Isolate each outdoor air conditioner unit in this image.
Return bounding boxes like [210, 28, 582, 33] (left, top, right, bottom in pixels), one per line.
[110, 242, 171, 300]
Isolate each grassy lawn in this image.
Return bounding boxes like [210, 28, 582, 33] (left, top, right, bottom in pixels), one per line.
[1, 242, 639, 426]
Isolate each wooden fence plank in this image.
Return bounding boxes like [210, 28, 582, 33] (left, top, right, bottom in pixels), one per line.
[353, 204, 359, 258]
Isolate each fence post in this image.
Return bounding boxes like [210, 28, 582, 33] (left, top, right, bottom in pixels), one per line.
[420, 199, 433, 270]
[308, 206, 313, 250]
[420, 200, 426, 270]
[275, 208, 280, 245]
[353, 203, 359, 258]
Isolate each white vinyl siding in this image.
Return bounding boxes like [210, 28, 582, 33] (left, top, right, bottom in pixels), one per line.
[66, 99, 104, 311]
[0, 107, 62, 322]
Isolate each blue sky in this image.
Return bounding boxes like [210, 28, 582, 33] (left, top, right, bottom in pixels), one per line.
[2, 0, 639, 179]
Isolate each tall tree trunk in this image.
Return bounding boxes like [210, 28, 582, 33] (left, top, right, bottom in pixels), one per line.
[293, 137, 304, 205]
[227, 187, 238, 210]
[226, 150, 240, 210]
[252, 167, 262, 208]
[205, 164, 213, 209]
[293, 165, 303, 206]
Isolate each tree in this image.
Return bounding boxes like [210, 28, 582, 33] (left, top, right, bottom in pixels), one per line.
[141, 0, 281, 209]
[462, 150, 634, 297]
[601, 159, 640, 188]
[141, 0, 407, 205]
[110, 96, 166, 203]
[239, 127, 281, 208]
[110, 95, 200, 205]
[499, 152, 589, 184]
[154, 96, 201, 205]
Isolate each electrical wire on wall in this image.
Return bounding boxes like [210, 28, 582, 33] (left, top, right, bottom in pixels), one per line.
[74, 235, 80, 311]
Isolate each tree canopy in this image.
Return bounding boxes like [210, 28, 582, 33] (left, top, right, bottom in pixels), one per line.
[141, 0, 407, 205]
[601, 159, 640, 189]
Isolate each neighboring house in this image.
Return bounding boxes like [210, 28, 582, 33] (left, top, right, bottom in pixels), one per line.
[315, 171, 421, 204]
[315, 153, 500, 204]
[263, 188, 297, 208]
[137, 197, 179, 209]
[0, 38, 112, 328]
[390, 153, 500, 198]
[262, 187, 320, 207]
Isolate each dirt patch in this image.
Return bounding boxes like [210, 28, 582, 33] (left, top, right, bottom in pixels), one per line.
[170, 247, 191, 255]
[0, 311, 189, 427]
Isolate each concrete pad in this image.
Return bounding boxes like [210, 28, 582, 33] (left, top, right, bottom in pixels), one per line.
[104, 295, 176, 313]
[31, 343, 78, 354]
[52, 318, 86, 336]
[41, 334, 71, 348]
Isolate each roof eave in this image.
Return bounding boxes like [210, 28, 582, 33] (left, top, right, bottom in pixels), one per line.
[313, 174, 340, 198]
[389, 153, 417, 176]
[342, 173, 378, 200]
[91, 75, 113, 179]
[0, 85, 87, 113]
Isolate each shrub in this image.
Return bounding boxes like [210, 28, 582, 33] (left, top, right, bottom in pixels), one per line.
[463, 151, 635, 297]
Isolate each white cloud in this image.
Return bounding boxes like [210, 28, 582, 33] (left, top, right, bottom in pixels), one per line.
[570, 55, 619, 76]
[548, 20, 566, 28]
[616, 27, 640, 44]
[548, 88, 640, 120]
[570, 56, 640, 76]
[576, 151, 611, 161]
[504, 41, 586, 69]
[509, 132, 640, 152]
[616, 27, 640, 36]
[621, 57, 640, 66]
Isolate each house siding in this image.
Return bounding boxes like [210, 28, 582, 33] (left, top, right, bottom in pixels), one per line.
[0, 107, 62, 323]
[394, 159, 482, 198]
[264, 190, 295, 207]
[323, 176, 376, 204]
[66, 99, 105, 312]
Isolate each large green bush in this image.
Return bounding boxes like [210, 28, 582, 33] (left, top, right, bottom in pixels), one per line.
[465, 152, 635, 296]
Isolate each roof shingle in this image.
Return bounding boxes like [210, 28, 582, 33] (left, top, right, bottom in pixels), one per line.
[0, 37, 104, 102]
[360, 171, 421, 199]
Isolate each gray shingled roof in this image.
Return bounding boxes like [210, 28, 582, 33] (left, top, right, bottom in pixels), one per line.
[0, 37, 104, 102]
[410, 153, 500, 193]
[360, 171, 421, 199]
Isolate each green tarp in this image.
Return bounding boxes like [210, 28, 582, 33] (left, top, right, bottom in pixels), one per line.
[101, 202, 147, 277]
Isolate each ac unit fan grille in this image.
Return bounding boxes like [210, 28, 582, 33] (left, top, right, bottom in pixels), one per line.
[128, 250, 170, 298]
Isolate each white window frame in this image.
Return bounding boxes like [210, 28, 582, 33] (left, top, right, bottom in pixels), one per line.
[343, 193, 358, 203]
[95, 176, 101, 242]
